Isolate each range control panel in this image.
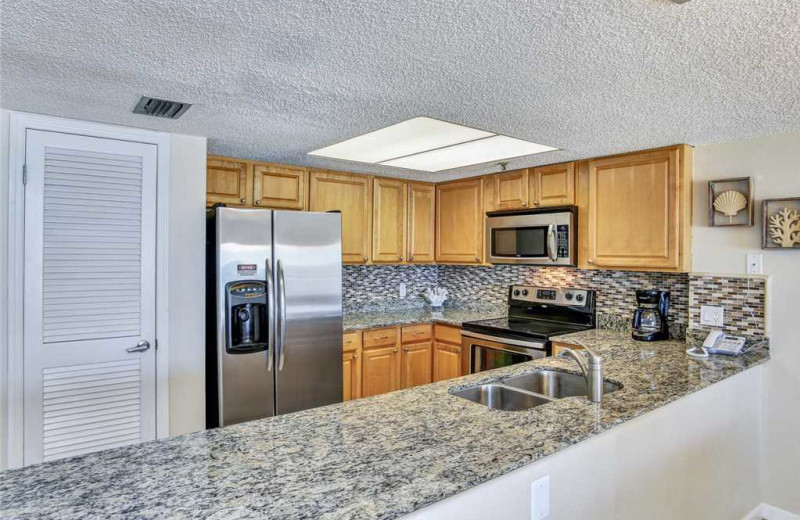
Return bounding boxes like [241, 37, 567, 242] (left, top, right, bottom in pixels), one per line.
[509, 286, 590, 307]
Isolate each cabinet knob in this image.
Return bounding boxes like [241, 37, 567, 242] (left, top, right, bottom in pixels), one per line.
[403, 347, 409, 352]
[588, 259, 595, 264]
[475, 256, 480, 262]
[255, 200, 261, 206]
[409, 256, 413, 261]
[353, 353, 358, 359]
[534, 200, 540, 206]
[400, 256, 404, 261]
[363, 256, 368, 262]
[521, 201, 527, 207]
[393, 349, 398, 354]
[240, 198, 246, 203]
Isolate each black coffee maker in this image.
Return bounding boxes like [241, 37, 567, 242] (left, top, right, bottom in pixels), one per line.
[632, 290, 670, 341]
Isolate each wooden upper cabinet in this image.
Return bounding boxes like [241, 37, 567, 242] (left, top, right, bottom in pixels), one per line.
[252, 163, 307, 210]
[309, 170, 372, 264]
[495, 169, 530, 210]
[207, 157, 249, 206]
[483, 176, 498, 213]
[372, 178, 408, 263]
[531, 163, 575, 207]
[436, 179, 483, 264]
[584, 147, 691, 271]
[407, 183, 435, 263]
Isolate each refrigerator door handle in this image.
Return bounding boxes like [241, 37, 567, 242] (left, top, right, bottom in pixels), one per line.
[277, 259, 288, 371]
[265, 257, 275, 372]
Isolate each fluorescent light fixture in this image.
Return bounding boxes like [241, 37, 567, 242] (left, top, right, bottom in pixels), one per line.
[308, 116, 558, 172]
[381, 135, 557, 172]
[309, 117, 493, 163]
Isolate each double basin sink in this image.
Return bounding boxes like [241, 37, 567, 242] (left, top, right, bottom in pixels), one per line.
[452, 370, 621, 411]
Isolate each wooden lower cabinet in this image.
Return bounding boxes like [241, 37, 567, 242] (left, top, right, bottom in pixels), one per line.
[433, 342, 462, 383]
[361, 345, 401, 398]
[342, 331, 362, 401]
[401, 341, 432, 389]
[551, 341, 583, 357]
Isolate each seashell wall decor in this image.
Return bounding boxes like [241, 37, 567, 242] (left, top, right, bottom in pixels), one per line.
[708, 177, 753, 227]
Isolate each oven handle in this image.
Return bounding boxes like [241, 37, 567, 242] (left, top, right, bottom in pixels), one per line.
[461, 330, 547, 350]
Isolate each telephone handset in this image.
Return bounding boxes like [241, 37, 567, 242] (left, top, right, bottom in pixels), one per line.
[703, 330, 747, 356]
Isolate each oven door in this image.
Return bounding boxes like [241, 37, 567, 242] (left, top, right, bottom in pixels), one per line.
[462, 331, 548, 374]
[485, 209, 575, 266]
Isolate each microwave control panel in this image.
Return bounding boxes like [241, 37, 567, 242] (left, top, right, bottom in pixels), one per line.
[556, 225, 570, 258]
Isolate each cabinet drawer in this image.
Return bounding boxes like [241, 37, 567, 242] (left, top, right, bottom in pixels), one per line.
[363, 327, 399, 349]
[434, 324, 461, 345]
[343, 331, 362, 352]
[401, 324, 432, 344]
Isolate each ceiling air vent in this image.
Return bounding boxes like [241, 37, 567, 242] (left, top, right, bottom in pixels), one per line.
[133, 96, 191, 119]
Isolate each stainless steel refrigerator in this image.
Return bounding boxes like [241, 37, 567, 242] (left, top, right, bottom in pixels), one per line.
[206, 207, 343, 428]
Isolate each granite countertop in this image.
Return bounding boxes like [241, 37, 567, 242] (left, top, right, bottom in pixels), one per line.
[0, 330, 769, 520]
[343, 306, 506, 331]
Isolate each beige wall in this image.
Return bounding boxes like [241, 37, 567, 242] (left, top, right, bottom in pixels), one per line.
[167, 133, 207, 436]
[693, 132, 800, 513]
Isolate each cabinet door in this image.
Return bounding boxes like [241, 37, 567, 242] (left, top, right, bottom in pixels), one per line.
[253, 163, 307, 210]
[435, 179, 483, 264]
[372, 178, 408, 263]
[483, 176, 498, 213]
[342, 350, 361, 401]
[309, 170, 372, 264]
[496, 169, 529, 210]
[207, 157, 249, 206]
[433, 342, 462, 382]
[408, 183, 435, 263]
[401, 342, 432, 389]
[361, 346, 401, 398]
[531, 163, 575, 207]
[587, 149, 680, 270]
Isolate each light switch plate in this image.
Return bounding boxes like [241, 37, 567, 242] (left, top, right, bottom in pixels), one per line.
[747, 254, 763, 275]
[531, 475, 550, 520]
[700, 305, 724, 327]
[399, 283, 407, 298]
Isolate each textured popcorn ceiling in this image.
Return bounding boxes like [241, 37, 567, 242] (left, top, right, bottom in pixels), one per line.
[2, 0, 799, 181]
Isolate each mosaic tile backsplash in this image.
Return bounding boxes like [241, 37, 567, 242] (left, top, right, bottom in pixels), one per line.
[343, 266, 767, 341]
[688, 274, 767, 337]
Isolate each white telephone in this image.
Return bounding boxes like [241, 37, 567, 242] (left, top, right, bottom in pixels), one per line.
[703, 330, 747, 356]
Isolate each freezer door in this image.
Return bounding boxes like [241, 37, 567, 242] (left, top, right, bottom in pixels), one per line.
[273, 211, 343, 414]
[216, 208, 275, 425]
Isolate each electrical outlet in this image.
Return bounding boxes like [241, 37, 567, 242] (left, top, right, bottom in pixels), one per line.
[747, 253, 763, 275]
[700, 305, 724, 327]
[531, 475, 550, 520]
[399, 283, 407, 298]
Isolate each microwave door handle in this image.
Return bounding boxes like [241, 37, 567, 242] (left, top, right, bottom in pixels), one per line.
[547, 224, 557, 261]
[265, 258, 275, 372]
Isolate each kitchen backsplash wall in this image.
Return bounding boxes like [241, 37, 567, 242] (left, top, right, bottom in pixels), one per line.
[342, 265, 438, 312]
[438, 265, 690, 336]
[688, 274, 767, 337]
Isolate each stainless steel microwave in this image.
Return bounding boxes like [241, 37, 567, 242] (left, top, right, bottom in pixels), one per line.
[485, 206, 577, 266]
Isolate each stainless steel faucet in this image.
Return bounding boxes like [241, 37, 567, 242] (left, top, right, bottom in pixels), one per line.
[558, 341, 604, 403]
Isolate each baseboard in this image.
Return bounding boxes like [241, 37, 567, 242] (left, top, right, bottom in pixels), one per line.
[743, 503, 800, 520]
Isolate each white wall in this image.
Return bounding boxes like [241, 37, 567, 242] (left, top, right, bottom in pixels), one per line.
[167, 134, 207, 436]
[403, 367, 763, 520]
[693, 132, 800, 514]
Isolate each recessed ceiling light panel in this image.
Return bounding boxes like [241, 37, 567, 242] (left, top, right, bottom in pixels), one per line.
[309, 117, 492, 163]
[381, 135, 557, 172]
[308, 116, 558, 172]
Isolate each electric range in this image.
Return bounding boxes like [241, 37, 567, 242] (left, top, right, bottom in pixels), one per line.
[461, 286, 596, 374]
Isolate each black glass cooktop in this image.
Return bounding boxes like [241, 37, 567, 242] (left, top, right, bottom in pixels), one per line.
[462, 317, 592, 341]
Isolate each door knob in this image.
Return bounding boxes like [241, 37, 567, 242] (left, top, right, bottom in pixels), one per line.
[127, 340, 151, 353]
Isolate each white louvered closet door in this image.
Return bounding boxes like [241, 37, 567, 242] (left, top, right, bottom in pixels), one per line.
[23, 130, 158, 465]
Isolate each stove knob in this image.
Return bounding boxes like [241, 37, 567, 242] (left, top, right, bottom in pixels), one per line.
[521, 289, 529, 296]
[513, 289, 520, 296]
[575, 293, 585, 302]
[565, 292, 573, 301]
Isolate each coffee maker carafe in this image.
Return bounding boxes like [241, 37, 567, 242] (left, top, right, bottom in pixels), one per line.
[632, 290, 670, 341]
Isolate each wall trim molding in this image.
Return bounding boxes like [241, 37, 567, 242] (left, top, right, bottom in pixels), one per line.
[4, 111, 171, 469]
[742, 503, 800, 520]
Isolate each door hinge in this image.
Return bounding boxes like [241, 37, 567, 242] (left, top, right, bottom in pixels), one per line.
[22, 164, 27, 186]
[154, 339, 159, 350]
